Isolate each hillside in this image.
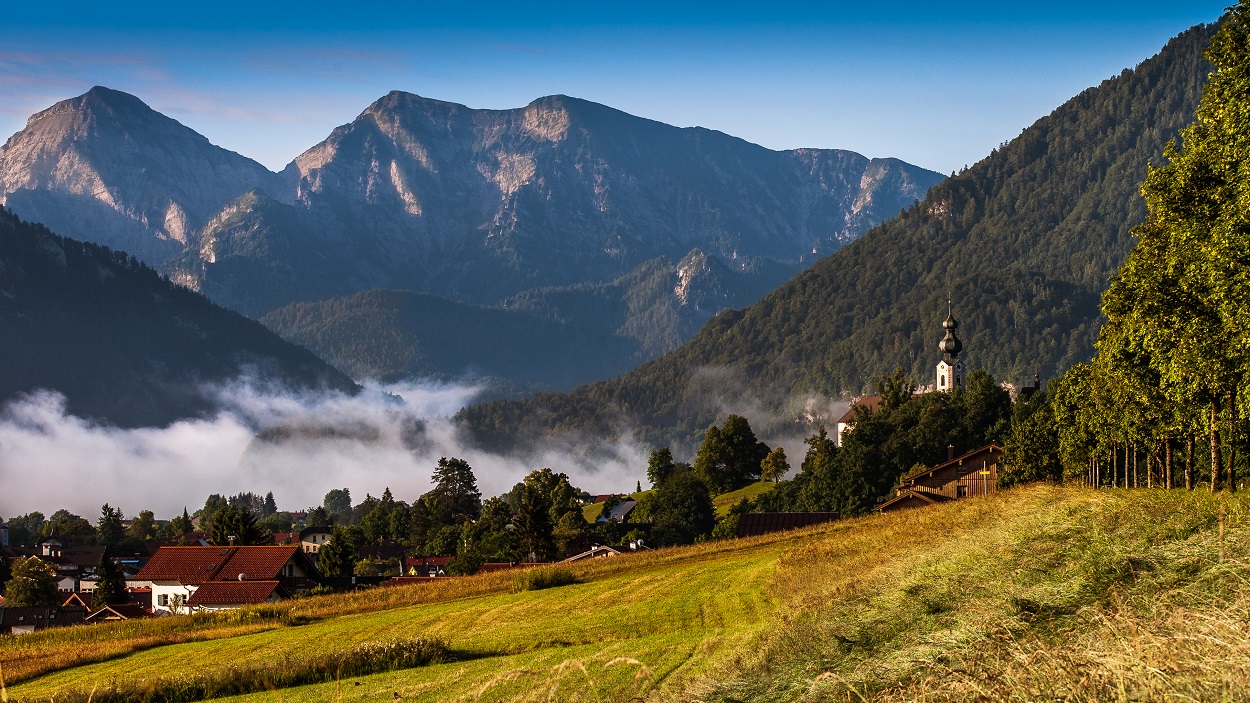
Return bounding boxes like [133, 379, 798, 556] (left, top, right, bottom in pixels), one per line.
[7, 486, 1250, 701]
[261, 252, 792, 388]
[0, 88, 941, 392]
[460, 22, 1217, 450]
[0, 209, 357, 427]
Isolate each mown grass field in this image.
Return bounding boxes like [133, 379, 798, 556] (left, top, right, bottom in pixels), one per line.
[8, 484, 1250, 702]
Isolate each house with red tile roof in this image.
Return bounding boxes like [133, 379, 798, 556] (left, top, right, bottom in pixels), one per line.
[186, 581, 286, 610]
[136, 545, 317, 614]
[402, 556, 454, 577]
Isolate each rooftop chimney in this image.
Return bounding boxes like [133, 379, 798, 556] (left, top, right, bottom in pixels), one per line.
[947, 445, 956, 461]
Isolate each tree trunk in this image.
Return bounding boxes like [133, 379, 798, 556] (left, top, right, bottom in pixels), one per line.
[1115, 442, 1125, 487]
[1165, 436, 1173, 489]
[1134, 445, 1139, 489]
[1186, 435, 1194, 491]
[1228, 389, 1237, 493]
[1212, 401, 1222, 492]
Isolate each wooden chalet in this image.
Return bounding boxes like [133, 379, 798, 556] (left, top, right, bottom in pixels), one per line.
[878, 444, 1002, 513]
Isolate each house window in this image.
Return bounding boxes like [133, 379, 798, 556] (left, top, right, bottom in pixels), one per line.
[957, 485, 968, 498]
[158, 594, 169, 606]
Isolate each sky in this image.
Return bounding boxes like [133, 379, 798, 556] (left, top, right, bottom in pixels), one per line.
[0, 1, 1230, 175]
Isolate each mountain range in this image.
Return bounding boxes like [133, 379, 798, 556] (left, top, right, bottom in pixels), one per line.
[0, 89, 942, 389]
[0, 209, 356, 427]
[459, 21, 1218, 451]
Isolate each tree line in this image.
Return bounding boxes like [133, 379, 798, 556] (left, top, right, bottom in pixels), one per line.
[1046, 3, 1250, 492]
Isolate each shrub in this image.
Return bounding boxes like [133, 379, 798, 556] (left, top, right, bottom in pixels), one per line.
[512, 566, 578, 592]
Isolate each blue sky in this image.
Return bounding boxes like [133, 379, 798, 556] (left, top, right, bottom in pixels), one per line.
[0, 1, 1230, 174]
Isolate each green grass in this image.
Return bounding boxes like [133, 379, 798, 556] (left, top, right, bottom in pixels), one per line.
[10, 528, 791, 702]
[713, 480, 776, 515]
[581, 489, 653, 523]
[12, 485, 1250, 702]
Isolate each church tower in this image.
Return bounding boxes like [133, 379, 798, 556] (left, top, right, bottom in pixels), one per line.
[936, 302, 965, 391]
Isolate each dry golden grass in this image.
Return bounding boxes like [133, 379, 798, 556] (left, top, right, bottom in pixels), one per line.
[694, 486, 1250, 703]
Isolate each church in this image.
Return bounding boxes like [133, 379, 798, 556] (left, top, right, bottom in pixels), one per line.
[835, 303, 968, 447]
[832, 304, 1006, 513]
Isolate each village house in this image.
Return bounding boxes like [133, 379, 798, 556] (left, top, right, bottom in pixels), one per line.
[301, 526, 332, 554]
[403, 556, 454, 577]
[0, 605, 86, 635]
[562, 545, 624, 562]
[84, 603, 152, 623]
[878, 444, 1003, 512]
[597, 500, 637, 523]
[136, 545, 317, 614]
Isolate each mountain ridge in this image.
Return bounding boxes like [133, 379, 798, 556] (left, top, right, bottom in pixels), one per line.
[0, 208, 358, 427]
[457, 21, 1218, 451]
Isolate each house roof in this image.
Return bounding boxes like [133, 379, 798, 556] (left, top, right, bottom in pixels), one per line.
[878, 489, 955, 512]
[0, 605, 86, 629]
[562, 545, 623, 562]
[902, 443, 1004, 483]
[299, 526, 331, 539]
[219, 546, 305, 581]
[137, 545, 307, 585]
[186, 580, 283, 606]
[837, 396, 882, 424]
[403, 556, 454, 568]
[62, 592, 92, 608]
[736, 512, 840, 538]
[605, 500, 637, 522]
[85, 603, 151, 621]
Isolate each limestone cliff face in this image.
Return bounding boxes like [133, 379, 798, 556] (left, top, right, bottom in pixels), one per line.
[0, 87, 283, 273]
[0, 87, 943, 332]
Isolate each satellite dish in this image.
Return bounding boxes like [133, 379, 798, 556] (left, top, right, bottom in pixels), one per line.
[237, 572, 246, 581]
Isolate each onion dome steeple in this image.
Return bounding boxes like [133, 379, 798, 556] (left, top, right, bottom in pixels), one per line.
[938, 301, 962, 360]
[935, 299, 965, 392]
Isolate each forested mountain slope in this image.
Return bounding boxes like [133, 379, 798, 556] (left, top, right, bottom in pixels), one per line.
[460, 22, 1217, 451]
[1, 88, 942, 390]
[262, 251, 793, 388]
[0, 209, 357, 427]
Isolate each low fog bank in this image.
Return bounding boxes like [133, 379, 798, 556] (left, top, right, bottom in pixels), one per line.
[0, 378, 649, 519]
[0, 372, 857, 519]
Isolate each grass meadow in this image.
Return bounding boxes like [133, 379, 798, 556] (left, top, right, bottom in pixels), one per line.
[7, 484, 1250, 702]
